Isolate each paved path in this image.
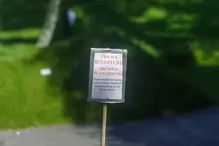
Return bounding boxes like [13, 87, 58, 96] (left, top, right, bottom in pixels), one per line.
[0, 125, 102, 146]
[1, 107, 219, 146]
[0, 124, 128, 146]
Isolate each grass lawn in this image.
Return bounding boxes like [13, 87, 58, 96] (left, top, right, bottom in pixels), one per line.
[0, 29, 70, 130]
[0, 29, 41, 40]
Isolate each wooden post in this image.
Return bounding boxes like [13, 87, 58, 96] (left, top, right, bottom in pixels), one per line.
[101, 104, 107, 146]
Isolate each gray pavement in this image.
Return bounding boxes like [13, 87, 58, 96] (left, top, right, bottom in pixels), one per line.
[1, 107, 219, 146]
[0, 125, 102, 146]
[0, 124, 129, 146]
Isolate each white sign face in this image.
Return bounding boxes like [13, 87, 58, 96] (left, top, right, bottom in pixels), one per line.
[91, 53, 123, 100]
[88, 48, 127, 103]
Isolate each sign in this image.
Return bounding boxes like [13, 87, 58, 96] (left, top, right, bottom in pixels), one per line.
[88, 48, 127, 103]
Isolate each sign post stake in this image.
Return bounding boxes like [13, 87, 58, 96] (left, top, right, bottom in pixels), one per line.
[101, 104, 107, 146]
[88, 48, 127, 146]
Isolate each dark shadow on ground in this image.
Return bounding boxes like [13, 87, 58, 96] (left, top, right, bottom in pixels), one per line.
[0, 0, 46, 30]
[0, 38, 37, 45]
[107, 106, 219, 146]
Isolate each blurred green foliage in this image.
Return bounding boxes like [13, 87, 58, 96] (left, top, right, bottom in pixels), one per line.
[1, 0, 219, 126]
[35, 0, 219, 122]
[0, 0, 47, 30]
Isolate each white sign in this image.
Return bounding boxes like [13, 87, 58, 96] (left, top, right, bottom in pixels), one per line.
[88, 48, 127, 103]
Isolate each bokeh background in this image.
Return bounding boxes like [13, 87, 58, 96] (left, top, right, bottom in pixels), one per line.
[0, 0, 218, 129]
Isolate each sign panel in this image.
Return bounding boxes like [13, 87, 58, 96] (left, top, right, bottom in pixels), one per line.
[88, 48, 127, 103]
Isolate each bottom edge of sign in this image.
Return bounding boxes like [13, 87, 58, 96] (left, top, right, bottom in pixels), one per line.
[87, 99, 124, 104]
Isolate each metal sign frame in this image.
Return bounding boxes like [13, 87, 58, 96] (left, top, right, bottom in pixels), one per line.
[88, 48, 128, 103]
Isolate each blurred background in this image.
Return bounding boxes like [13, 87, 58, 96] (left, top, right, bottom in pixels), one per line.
[0, 0, 219, 129]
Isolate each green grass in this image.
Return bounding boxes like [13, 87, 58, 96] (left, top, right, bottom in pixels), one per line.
[0, 28, 41, 39]
[0, 28, 104, 130]
[0, 46, 71, 130]
[0, 44, 37, 61]
[0, 29, 72, 130]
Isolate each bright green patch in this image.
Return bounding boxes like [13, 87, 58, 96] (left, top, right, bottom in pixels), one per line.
[0, 44, 37, 61]
[131, 7, 167, 23]
[0, 28, 41, 39]
[191, 41, 219, 66]
[132, 38, 161, 58]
